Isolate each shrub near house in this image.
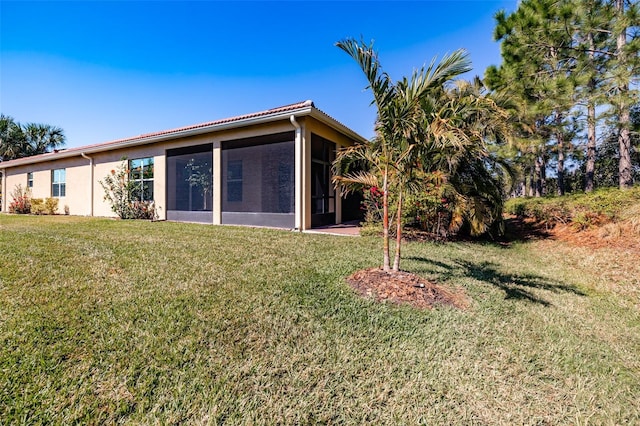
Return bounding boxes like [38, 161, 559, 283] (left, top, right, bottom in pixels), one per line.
[100, 160, 157, 220]
[8, 185, 31, 214]
[8, 184, 60, 215]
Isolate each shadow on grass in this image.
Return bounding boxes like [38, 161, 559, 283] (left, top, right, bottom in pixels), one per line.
[438, 217, 554, 249]
[406, 256, 586, 306]
[499, 217, 555, 244]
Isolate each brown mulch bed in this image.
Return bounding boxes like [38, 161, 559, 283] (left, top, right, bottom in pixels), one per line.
[347, 267, 468, 310]
[550, 222, 640, 254]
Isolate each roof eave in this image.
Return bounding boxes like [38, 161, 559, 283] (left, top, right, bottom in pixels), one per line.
[0, 103, 367, 169]
[308, 108, 368, 144]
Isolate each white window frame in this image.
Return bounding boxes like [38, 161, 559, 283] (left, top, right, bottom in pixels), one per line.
[52, 169, 66, 197]
[128, 157, 154, 202]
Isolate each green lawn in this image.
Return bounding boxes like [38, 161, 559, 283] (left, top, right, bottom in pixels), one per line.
[1, 215, 638, 424]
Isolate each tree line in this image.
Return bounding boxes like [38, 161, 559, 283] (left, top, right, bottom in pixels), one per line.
[486, 0, 639, 195]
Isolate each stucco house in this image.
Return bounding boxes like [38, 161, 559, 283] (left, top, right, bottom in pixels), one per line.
[0, 101, 366, 230]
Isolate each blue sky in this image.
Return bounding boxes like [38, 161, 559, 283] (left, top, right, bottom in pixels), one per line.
[1, 0, 516, 149]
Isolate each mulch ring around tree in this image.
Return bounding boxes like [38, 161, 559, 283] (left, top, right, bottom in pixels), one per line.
[347, 268, 469, 310]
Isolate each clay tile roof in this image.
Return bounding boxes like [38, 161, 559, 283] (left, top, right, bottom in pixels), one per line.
[1, 101, 324, 167]
[68, 100, 315, 151]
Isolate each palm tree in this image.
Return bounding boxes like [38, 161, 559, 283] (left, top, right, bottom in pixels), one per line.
[22, 123, 66, 156]
[0, 114, 27, 161]
[415, 78, 514, 237]
[333, 38, 471, 272]
[0, 118, 65, 160]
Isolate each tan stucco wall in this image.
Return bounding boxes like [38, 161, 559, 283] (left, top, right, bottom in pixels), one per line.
[4, 157, 90, 215]
[1, 117, 360, 228]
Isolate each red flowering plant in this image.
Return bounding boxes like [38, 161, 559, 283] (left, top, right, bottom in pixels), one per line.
[8, 184, 32, 214]
[361, 185, 385, 223]
[100, 159, 157, 220]
[403, 171, 455, 237]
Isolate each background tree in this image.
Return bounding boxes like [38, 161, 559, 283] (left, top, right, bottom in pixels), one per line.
[22, 123, 66, 157]
[568, 102, 640, 187]
[0, 115, 66, 161]
[0, 115, 27, 161]
[489, 0, 577, 196]
[572, 0, 613, 192]
[610, 0, 639, 189]
[488, 0, 639, 195]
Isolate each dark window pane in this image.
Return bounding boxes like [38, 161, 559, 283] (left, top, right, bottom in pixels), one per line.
[227, 181, 242, 202]
[227, 160, 243, 202]
[222, 140, 293, 214]
[130, 159, 142, 179]
[228, 160, 242, 180]
[311, 135, 335, 217]
[129, 158, 154, 201]
[52, 169, 66, 197]
[143, 182, 153, 201]
[167, 148, 213, 212]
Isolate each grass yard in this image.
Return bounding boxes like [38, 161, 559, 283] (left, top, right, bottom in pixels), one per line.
[1, 215, 639, 424]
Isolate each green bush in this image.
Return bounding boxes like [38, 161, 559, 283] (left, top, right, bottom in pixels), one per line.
[505, 186, 640, 228]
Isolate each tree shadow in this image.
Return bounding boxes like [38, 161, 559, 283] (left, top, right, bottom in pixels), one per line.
[405, 256, 586, 306]
[499, 217, 555, 244]
[441, 217, 555, 249]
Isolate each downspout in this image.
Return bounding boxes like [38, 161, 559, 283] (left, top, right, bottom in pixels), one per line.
[1, 168, 5, 213]
[81, 153, 94, 216]
[290, 115, 302, 231]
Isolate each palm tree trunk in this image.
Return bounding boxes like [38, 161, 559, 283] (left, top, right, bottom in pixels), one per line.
[382, 167, 390, 272]
[392, 189, 403, 272]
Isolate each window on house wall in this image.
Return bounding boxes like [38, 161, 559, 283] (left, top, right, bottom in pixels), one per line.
[52, 169, 66, 197]
[129, 157, 154, 201]
[27, 172, 33, 189]
[227, 160, 243, 202]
